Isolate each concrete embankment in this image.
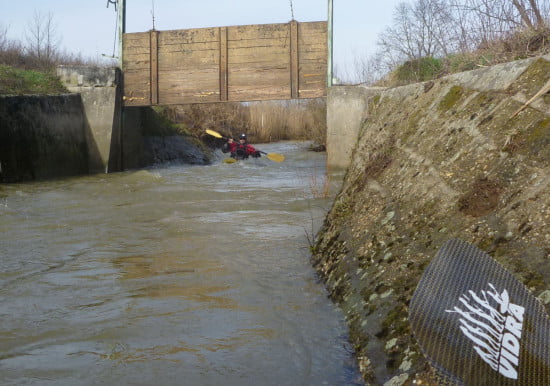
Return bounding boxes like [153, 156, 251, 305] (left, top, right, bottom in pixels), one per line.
[319, 55, 550, 384]
[0, 66, 121, 182]
[0, 66, 211, 183]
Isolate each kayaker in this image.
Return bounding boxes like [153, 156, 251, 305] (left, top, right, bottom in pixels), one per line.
[223, 133, 261, 160]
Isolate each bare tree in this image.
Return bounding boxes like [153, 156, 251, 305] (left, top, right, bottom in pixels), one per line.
[25, 10, 60, 67]
[446, 0, 515, 48]
[377, 0, 453, 62]
[377, 3, 416, 63]
[0, 23, 25, 66]
[455, 0, 547, 36]
[350, 0, 549, 83]
[528, 0, 548, 27]
[513, 0, 535, 27]
[413, 0, 457, 56]
[0, 24, 8, 51]
[508, 0, 547, 28]
[514, 0, 547, 28]
[350, 52, 387, 85]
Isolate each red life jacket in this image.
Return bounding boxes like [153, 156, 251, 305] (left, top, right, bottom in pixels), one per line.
[233, 142, 257, 158]
[227, 142, 238, 152]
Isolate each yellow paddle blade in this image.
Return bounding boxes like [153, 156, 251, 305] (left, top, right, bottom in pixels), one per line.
[265, 153, 285, 162]
[223, 158, 237, 164]
[206, 129, 223, 139]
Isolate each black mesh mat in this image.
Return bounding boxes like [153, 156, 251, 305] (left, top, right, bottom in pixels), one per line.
[409, 239, 550, 385]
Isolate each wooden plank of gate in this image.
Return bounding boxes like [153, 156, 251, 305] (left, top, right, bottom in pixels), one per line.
[159, 27, 221, 105]
[228, 23, 290, 101]
[123, 32, 151, 106]
[219, 27, 228, 102]
[298, 22, 328, 98]
[150, 30, 159, 105]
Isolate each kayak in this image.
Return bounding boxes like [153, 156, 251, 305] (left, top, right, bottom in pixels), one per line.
[205, 129, 285, 163]
[223, 157, 256, 163]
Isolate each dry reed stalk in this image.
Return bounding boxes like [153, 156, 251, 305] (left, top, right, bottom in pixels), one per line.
[165, 98, 326, 145]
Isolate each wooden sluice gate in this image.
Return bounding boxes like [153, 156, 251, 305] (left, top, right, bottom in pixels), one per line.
[122, 20, 327, 106]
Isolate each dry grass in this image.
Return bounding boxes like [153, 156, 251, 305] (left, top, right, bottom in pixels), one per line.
[168, 103, 249, 135]
[248, 99, 326, 143]
[165, 98, 327, 145]
[309, 169, 331, 199]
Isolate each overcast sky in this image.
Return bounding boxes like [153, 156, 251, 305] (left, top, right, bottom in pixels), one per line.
[2, 0, 407, 80]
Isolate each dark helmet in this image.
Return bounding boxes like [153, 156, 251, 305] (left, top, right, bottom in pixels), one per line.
[239, 133, 247, 140]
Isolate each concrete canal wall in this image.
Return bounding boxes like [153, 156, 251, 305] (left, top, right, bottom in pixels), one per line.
[0, 66, 210, 183]
[0, 66, 121, 182]
[317, 55, 550, 384]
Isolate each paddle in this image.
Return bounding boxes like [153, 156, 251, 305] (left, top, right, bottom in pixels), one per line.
[205, 129, 285, 162]
[409, 239, 550, 384]
[258, 151, 285, 163]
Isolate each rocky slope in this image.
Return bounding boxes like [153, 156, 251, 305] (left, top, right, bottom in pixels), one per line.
[313, 55, 550, 384]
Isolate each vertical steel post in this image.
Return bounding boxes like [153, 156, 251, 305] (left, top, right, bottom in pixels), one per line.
[116, 0, 126, 172]
[118, 0, 126, 68]
[327, 0, 333, 88]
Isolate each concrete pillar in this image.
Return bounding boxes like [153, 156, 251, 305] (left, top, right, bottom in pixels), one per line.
[326, 85, 385, 169]
[56, 66, 122, 173]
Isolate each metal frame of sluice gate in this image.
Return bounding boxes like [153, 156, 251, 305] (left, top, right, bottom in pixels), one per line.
[108, 0, 334, 173]
[115, 0, 330, 107]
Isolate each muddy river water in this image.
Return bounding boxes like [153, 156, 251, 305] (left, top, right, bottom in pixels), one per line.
[0, 142, 363, 385]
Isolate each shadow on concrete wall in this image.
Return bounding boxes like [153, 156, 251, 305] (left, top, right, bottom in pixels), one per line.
[81, 97, 105, 176]
[120, 106, 212, 170]
[107, 79, 124, 173]
[0, 94, 103, 183]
